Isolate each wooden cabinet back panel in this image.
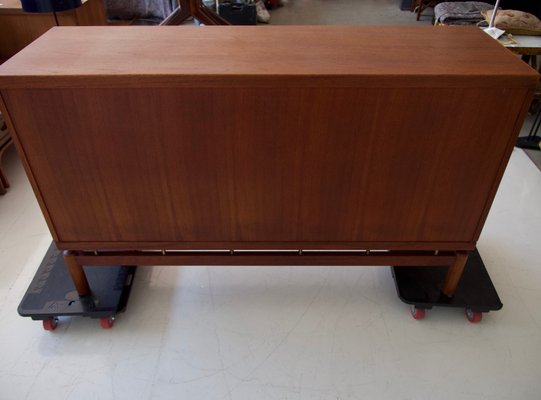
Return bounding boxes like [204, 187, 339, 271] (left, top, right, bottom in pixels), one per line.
[2, 86, 527, 245]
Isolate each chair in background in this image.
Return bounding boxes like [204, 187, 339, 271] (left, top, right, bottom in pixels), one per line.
[411, 0, 441, 21]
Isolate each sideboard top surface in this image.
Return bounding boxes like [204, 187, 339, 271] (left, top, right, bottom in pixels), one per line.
[0, 25, 538, 88]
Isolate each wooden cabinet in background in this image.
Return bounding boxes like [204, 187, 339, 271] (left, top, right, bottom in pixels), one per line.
[0, 0, 107, 61]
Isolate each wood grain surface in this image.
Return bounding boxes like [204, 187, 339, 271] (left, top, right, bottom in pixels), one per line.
[0, 26, 537, 252]
[0, 26, 538, 88]
[1, 85, 532, 249]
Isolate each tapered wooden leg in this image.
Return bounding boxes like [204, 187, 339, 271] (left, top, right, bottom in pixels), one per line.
[190, 0, 230, 25]
[63, 250, 91, 297]
[160, 2, 191, 25]
[441, 251, 468, 297]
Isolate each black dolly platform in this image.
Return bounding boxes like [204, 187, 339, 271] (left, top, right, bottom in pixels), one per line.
[392, 248, 503, 323]
[18, 242, 136, 331]
[19, 243, 500, 329]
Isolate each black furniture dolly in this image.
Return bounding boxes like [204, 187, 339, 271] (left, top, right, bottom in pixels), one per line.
[18, 243, 136, 331]
[393, 248, 503, 323]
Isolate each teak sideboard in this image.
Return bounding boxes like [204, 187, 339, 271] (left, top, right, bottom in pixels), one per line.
[0, 26, 537, 299]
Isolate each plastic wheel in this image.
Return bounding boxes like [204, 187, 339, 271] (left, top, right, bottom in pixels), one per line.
[410, 305, 426, 320]
[100, 316, 115, 329]
[42, 317, 58, 331]
[465, 309, 482, 323]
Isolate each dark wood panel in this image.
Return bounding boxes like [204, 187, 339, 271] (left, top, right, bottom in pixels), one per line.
[3, 85, 528, 247]
[0, 92, 60, 240]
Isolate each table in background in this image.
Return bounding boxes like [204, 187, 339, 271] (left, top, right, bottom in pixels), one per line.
[499, 34, 541, 72]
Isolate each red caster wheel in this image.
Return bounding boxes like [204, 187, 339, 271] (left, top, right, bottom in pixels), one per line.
[465, 309, 482, 323]
[100, 316, 115, 329]
[42, 317, 58, 331]
[410, 305, 426, 320]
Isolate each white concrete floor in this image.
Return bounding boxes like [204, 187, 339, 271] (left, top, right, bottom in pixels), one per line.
[1, 144, 541, 400]
[270, 0, 432, 25]
[2, 1, 541, 399]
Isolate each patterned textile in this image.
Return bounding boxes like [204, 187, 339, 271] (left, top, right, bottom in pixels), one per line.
[105, 0, 177, 21]
[482, 9, 541, 34]
[435, 1, 494, 25]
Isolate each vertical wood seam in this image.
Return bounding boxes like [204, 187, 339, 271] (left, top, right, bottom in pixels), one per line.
[0, 91, 61, 242]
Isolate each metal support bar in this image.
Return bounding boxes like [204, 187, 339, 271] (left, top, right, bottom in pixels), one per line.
[73, 250, 457, 267]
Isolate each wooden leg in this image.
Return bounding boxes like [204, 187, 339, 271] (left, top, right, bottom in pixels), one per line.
[160, 1, 192, 25]
[63, 250, 91, 297]
[162, 0, 230, 26]
[190, 0, 230, 25]
[441, 251, 468, 297]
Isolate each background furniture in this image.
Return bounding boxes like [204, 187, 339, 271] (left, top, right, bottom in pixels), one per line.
[414, 0, 541, 22]
[0, 26, 536, 299]
[105, 0, 177, 24]
[162, 0, 230, 25]
[412, 0, 439, 21]
[0, 113, 13, 195]
[0, 0, 107, 61]
[103, 0, 228, 26]
[516, 97, 541, 150]
[498, 35, 541, 80]
[502, 35, 541, 64]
